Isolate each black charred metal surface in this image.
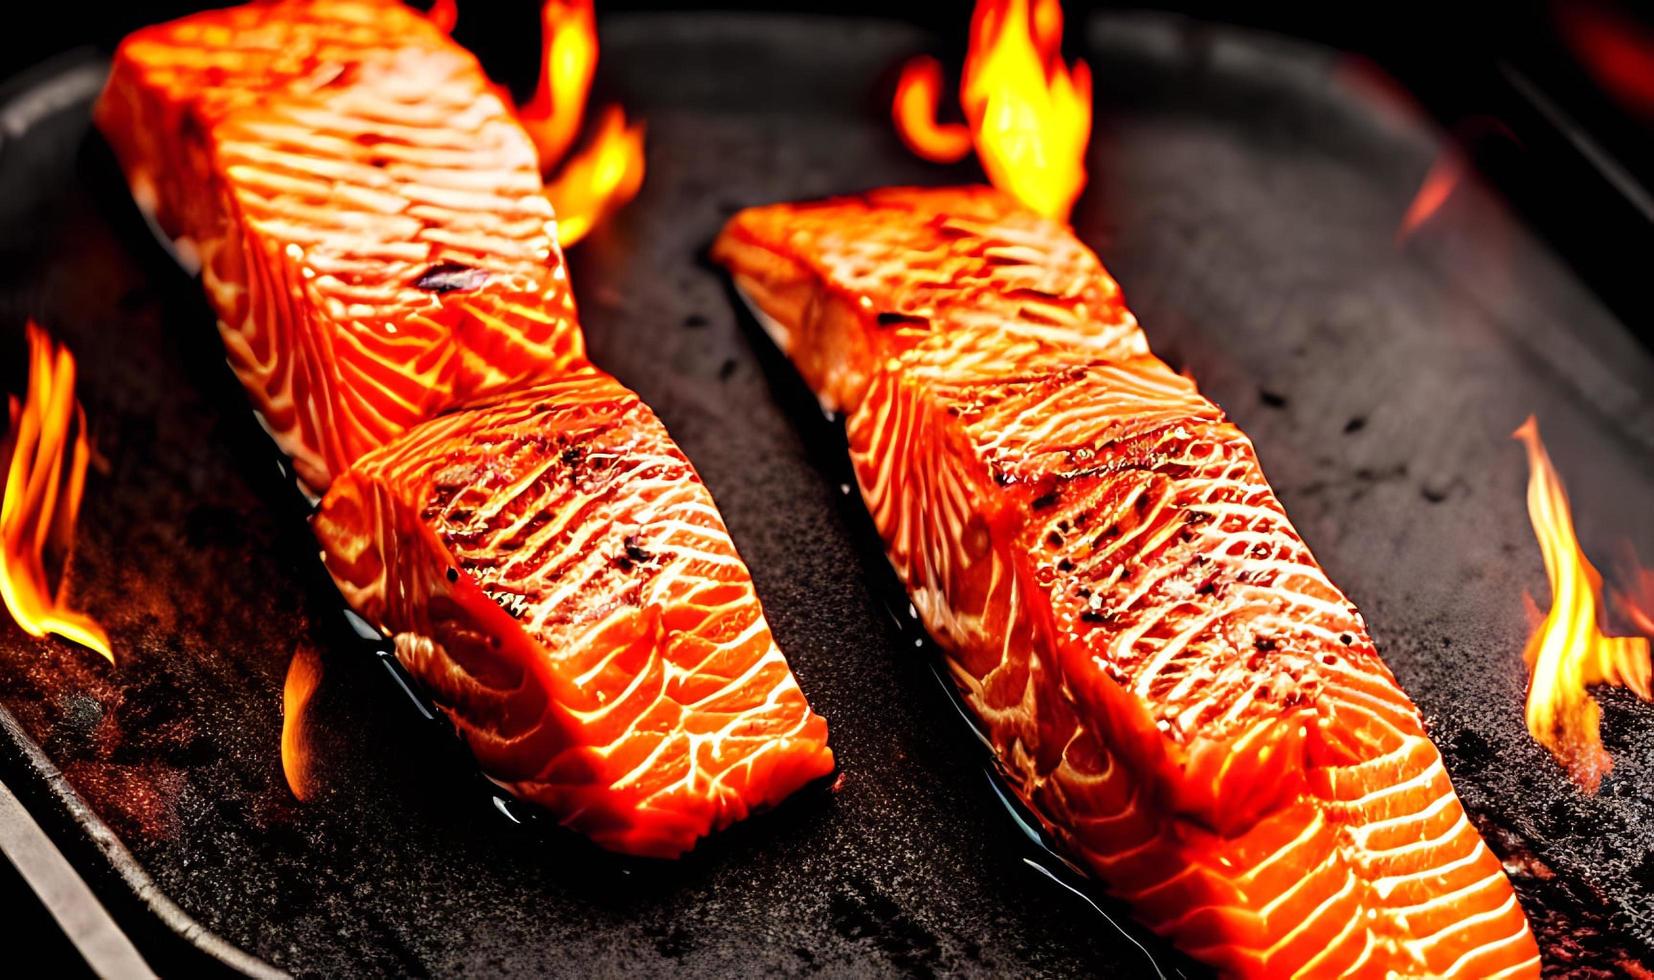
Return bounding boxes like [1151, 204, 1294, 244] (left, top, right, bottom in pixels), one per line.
[0, 12, 1650, 977]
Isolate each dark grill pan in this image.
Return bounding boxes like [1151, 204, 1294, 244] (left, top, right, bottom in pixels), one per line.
[0, 11, 1651, 976]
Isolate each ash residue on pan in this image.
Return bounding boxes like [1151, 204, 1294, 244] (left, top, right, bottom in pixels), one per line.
[0, 10, 1651, 976]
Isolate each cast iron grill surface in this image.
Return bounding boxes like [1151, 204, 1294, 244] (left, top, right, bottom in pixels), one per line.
[0, 12, 1651, 976]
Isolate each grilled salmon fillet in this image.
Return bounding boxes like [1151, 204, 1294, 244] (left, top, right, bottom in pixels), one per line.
[714, 186, 1540, 976]
[96, 0, 583, 492]
[313, 370, 833, 857]
[720, 186, 1146, 413]
[99, 0, 833, 856]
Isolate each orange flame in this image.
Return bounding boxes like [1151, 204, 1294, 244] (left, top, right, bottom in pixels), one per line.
[1514, 417, 1652, 792]
[545, 106, 645, 247]
[427, 0, 457, 34]
[892, 56, 972, 163]
[1, 323, 111, 663]
[1613, 543, 1654, 638]
[281, 642, 323, 801]
[512, 0, 646, 246]
[893, 0, 1092, 221]
[412, 0, 641, 245]
[519, 0, 599, 172]
[1396, 151, 1464, 244]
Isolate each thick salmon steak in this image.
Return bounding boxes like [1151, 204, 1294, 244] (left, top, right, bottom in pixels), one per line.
[98, 0, 833, 857]
[313, 370, 833, 857]
[714, 186, 1540, 976]
[96, 0, 583, 492]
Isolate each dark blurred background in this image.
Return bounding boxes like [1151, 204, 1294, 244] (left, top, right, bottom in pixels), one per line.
[1, 0, 1651, 340]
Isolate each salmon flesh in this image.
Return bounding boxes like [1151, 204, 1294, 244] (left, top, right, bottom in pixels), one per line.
[96, 0, 583, 493]
[313, 370, 833, 856]
[98, 0, 832, 857]
[714, 186, 1540, 976]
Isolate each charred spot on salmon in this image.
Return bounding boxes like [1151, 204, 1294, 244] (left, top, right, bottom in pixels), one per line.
[615, 534, 658, 573]
[1340, 633, 1354, 645]
[1031, 490, 1060, 510]
[446, 567, 459, 583]
[875, 311, 930, 329]
[482, 588, 531, 621]
[414, 262, 490, 294]
[1056, 558, 1074, 573]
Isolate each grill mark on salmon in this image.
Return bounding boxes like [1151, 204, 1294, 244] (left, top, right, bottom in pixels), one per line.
[99, 0, 833, 857]
[713, 185, 1539, 976]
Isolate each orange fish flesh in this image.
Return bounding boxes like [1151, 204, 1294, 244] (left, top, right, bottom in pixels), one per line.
[98, 0, 833, 856]
[714, 186, 1540, 976]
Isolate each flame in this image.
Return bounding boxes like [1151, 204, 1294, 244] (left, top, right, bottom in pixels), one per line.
[892, 56, 972, 163]
[1514, 417, 1652, 792]
[1396, 150, 1464, 244]
[892, 0, 1092, 221]
[427, 0, 457, 34]
[544, 106, 645, 247]
[410, 0, 642, 244]
[0, 323, 111, 663]
[281, 642, 323, 801]
[519, 0, 599, 171]
[511, 0, 646, 245]
[961, 0, 1092, 221]
[1612, 543, 1654, 638]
